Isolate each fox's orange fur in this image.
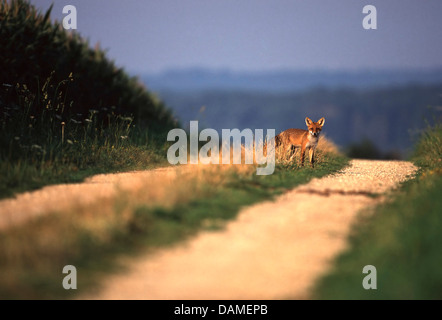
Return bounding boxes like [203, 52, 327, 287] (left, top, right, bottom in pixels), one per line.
[275, 117, 325, 167]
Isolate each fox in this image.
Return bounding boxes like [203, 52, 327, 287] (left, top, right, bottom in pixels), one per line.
[275, 117, 325, 167]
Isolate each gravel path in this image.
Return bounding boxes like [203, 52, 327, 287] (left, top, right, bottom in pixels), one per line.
[80, 159, 417, 299]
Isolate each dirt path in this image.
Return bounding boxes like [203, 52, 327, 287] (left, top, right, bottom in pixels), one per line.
[78, 159, 417, 299]
[0, 167, 182, 230]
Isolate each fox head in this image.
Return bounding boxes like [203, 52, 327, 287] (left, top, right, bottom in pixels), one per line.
[305, 117, 325, 137]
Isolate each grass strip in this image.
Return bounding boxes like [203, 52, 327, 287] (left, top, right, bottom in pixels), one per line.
[312, 124, 442, 300]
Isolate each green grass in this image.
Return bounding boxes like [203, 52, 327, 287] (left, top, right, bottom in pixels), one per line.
[312, 123, 442, 300]
[0, 77, 171, 199]
[0, 143, 169, 199]
[0, 0, 176, 199]
[0, 153, 348, 299]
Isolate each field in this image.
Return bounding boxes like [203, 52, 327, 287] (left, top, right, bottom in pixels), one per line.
[2, 0, 442, 300]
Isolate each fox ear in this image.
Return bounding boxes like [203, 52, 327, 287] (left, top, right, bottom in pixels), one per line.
[305, 117, 312, 126]
[317, 117, 325, 127]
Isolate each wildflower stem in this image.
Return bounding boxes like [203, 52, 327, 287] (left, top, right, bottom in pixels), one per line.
[61, 121, 65, 146]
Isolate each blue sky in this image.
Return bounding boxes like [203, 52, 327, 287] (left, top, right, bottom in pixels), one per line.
[30, 0, 442, 75]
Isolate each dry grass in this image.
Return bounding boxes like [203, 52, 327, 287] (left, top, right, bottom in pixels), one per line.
[275, 135, 340, 165]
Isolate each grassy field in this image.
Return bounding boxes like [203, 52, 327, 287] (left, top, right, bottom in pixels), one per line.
[0, 1, 176, 199]
[0, 75, 172, 199]
[312, 123, 442, 299]
[0, 0, 350, 300]
[0, 1, 347, 299]
[0, 141, 347, 299]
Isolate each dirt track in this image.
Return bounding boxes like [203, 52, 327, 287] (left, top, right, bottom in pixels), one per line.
[75, 159, 417, 299]
[0, 167, 182, 230]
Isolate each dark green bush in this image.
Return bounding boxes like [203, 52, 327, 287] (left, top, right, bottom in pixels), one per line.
[0, 0, 177, 197]
[0, 0, 176, 132]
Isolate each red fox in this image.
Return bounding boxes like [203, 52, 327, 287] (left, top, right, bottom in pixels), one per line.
[275, 117, 325, 167]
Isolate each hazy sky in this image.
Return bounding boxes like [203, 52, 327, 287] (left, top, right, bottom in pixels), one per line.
[30, 0, 442, 75]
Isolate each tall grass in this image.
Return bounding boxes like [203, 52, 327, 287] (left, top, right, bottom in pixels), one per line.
[274, 135, 339, 166]
[0, 75, 168, 198]
[0, 0, 176, 130]
[0, 0, 175, 197]
[412, 123, 442, 170]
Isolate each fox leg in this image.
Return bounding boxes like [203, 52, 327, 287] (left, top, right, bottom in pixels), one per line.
[300, 146, 306, 167]
[309, 147, 315, 168]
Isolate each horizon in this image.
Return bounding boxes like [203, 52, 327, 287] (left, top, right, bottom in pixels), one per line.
[137, 65, 442, 76]
[139, 65, 442, 94]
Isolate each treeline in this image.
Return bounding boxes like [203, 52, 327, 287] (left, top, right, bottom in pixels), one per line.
[155, 84, 442, 158]
[142, 67, 442, 93]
